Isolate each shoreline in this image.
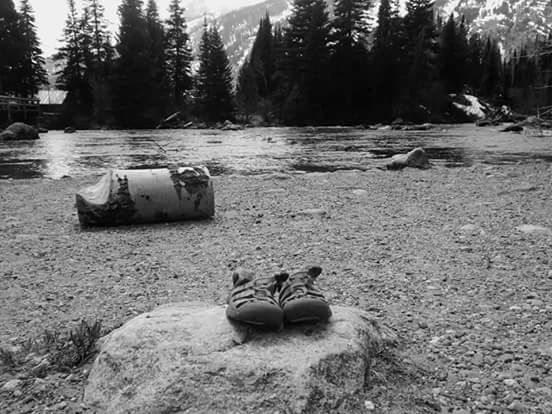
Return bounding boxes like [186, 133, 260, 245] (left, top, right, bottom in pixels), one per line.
[1, 162, 552, 412]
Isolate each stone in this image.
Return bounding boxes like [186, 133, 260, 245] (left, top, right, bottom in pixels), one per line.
[501, 124, 524, 133]
[84, 303, 392, 414]
[507, 401, 525, 412]
[516, 225, 550, 234]
[64, 126, 76, 133]
[2, 379, 23, 392]
[352, 189, 368, 197]
[297, 208, 327, 217]
[386, 147, 430, 170]
[504, 379, 517, 387]
[4, 122, 39, 140]
[0, 130, 16, 140]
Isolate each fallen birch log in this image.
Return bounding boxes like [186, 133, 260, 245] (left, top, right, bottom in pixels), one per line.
[76, 167, 215, 226]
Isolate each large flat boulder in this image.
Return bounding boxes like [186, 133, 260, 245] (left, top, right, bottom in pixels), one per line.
[4, 122, 39, 140]
[84, 303, 391, 414]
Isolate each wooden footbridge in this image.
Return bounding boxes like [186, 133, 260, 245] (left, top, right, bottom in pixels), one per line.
[0, 95, 41, 122]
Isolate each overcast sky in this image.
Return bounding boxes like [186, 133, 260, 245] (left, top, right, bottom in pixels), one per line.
[27, 0, 264, 57]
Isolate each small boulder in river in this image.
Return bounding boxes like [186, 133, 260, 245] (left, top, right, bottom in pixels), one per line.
[501, 124, 524, 133]
[84, 303, 393, 414]
[2, 122, 39, 140]
[64, 126, 76, 133]
[0, 130, 16, 141]
[386, 147, 430, 170]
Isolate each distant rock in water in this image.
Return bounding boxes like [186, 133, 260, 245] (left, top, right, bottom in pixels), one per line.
[221, 120, 244, 131]
[64, 127, 76, 134]
[1, 122, 39, 140]
[501, 124, 524, 133]
[84, 303, 394, 414]
[0, 130, 16, 141]
[386, 147, 431, 170]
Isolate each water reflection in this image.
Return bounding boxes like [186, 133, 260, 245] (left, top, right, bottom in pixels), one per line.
[0, 125, 550, 180]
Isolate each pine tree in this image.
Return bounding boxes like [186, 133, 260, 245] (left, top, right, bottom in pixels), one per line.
[112, 0, 160, 127]
[83, 0, 114, 124]
[438, 14, 468, 93]
[283, 0, 331, 123]
[402, 0, 439, 119]
[331, 0, 372, 123]
[165, 0, 192, 109]
[249, 13, 274, 98]
[55, 0, 92, 122]
[145, 0, 169, 114]
[196, 24, 234, 122]
[0, 0, 22, 95]
[236, 60, 259, 121]
[333, 0, 371, 50]
[372, 0, 403, 120]
[15, 0, 47, 97]
[480, 37, 503, 100]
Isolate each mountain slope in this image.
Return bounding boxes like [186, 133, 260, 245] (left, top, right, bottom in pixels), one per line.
[197, 0, 552, 74]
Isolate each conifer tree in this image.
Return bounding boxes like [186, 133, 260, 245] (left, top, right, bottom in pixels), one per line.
[111, 0, 159, 127]
[55, 0, 92, 122]
[372, 0, 403, 120]
[16, 0, 47, 97]
[165, 0, 192, 109]
[480, 37, 503, 100]
[145, 0, 169, 114]
[402, 0, 438, 119]
[439, 14, 468, 93]
[196, 23, 234, 122]
[236, 60, 259, 121]
[83, 0, 114, 124]
[284, 0, 331, 123]
[249, 13, 274, 98]
[0, 0, 22, 95]
[331, 0, 372, 122]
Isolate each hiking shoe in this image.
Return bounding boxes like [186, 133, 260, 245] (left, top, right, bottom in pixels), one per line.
[226, 269, 289, 329]
[279, 266, 332, 324]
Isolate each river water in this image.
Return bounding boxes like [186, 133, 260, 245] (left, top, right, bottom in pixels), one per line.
[0, 125, 551, 179]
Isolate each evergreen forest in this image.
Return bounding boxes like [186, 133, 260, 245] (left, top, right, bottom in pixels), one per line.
[1, 0, 551, 128]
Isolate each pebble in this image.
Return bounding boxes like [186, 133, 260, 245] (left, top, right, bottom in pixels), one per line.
[52, 401, 68, 411]
[364, 400, 375, 410]
[507, 400, 525, 412]
[297, 208, 327, 217]
[2, 379, 22, 392]
[516, 224, 550, 234]
[504, 378, 518, 387]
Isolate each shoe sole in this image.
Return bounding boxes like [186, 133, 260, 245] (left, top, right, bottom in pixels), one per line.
[282, 299, 331, 325]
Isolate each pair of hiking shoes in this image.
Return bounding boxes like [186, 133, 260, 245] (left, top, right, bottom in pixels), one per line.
[226, 266, 331, 330]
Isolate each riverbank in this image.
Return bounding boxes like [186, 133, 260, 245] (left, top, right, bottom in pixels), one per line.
[1, 163, 551, 412]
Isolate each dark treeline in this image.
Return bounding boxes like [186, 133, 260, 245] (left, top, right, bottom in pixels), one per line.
[53, 0, 234, 128]
[0, 0, 47, 98]
[2, 0, 552, 128]
[237, 0, 552, 125]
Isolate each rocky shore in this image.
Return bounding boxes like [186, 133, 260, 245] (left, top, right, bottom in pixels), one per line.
[1, 162, 551, 413]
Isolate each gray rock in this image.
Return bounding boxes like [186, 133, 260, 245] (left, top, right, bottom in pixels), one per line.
[516, 224, 550, 234]
[84, 303, 392, 414]
[386, 147, 430, 170]
[0, 130, 16, 141]
[2, 379, 23, 392]
[4, 122, 39, 140]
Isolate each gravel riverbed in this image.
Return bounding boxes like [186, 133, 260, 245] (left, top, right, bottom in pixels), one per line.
[1, 162, 551, 413]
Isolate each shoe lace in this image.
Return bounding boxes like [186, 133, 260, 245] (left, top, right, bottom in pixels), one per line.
[279, 274, 326, 305]
[230, 276, 279, 308]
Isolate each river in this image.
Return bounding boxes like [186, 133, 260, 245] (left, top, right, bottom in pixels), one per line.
[0, 124, 551, 179]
